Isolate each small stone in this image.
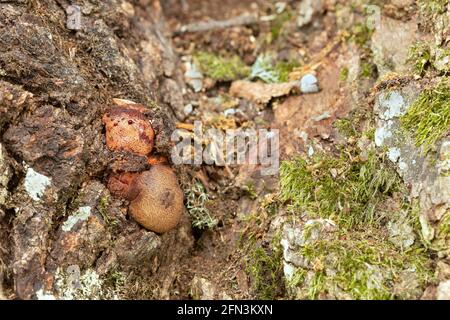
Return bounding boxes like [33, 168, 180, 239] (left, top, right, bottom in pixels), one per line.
[184, 62, 203, 92]
[300, 74, 319, 94]
[183, 103, 194, 116]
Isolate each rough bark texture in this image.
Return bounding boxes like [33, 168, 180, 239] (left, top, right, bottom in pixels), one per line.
[0, 0, 193, 300]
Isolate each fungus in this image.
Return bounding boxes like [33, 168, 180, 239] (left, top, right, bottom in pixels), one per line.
[102, 104, 155, 156]
[147, 154, 168, 166]
[108, 165, 183, 233]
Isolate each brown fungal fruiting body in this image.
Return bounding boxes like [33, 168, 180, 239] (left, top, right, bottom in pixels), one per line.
[107, 172, 139, 199]
[102, 105, 155, 156]
[126, 165, 184, 233]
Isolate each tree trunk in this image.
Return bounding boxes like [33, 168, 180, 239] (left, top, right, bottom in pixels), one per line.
[0, 0, 192, 299]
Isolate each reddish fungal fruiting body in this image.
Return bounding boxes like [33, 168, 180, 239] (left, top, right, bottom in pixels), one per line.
[147, 154, 168, 166]
[104, 101, 183, 234]
[107, 172, 139, 199]
[102, 105, 154, 156]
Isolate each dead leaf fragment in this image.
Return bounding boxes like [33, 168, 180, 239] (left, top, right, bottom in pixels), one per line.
[229, 80, 298, 105]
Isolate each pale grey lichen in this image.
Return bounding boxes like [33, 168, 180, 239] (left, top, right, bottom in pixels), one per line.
[24, 167, 51, 201]
[387, 218, 415, 249]
[375, 122, 393, 147]
[62, 206, 91, 232]
[388, 147, 401, 163]
[35, 289, 56, 300]
[54, 267, 121, 300]
[378, 91, 407, 120]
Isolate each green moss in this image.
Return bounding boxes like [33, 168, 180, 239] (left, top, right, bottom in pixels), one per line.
[401, 80, 450, 154]
[438, 212, 450, 237]
[297, 230, 432, 299]
[185, 181, 217, 230]
[334, 118, 357, 138]
[245, 242, 284, 299]
[274, 60, 300, 82]
[280, 151, 402, 229]
[97, 194, 120, 230]
[270, 10, 292, 41]
[194, 52, 250, 81]
[339, 67, 349, 82]
[419, 0, 448, 15]
[360, 61, 377, 79]
[433, 212, 450, 252]
[242, 181, 258, 200]
[408, 42, 432, 76]
[350, 23, 373, 49]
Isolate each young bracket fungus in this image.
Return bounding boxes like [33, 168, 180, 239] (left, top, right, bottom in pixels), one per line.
[102, 104, 155, 156]
[103, 101, 183, 233]
[108, 165, 183, 233]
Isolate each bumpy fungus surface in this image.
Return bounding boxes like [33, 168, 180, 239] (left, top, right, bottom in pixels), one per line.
[102, 104, 155, 156]
[128, 165, 183, 233]
[109, 165, 183, 233]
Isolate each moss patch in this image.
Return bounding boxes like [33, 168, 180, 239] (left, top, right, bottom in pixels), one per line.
[270, 10, 292, 42]
[408, 42, 433, 76]
[280, 151, 402, 229]
[401, 79, 450, 154]
[296, 229, 432, 299]
[245, 244, 284, 299]
[194, 52, 250, 82]
[419, 0, 448, 16]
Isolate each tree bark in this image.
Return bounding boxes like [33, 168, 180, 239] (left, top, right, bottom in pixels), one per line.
[0, 0, 192, 299]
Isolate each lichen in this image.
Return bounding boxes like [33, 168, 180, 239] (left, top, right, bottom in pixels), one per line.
[194, 52, 250, 82]
[24, 167, 51, 201]
[250, 54, 280, 84]
[54, 268, 121, 300]
[250, 54, 299, 83]
[401, 79, 450, 154]
[185, 181, 217, 230]
[61, 206, 91, 232]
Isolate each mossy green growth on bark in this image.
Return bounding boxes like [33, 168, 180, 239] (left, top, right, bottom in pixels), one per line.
[408, 42, 433, 76]
[294, 229, 433, 299]
[194, 52, 250, 81]
[245, 243, 284, 299]
[280, 151, 403, 229]
[419, 0, 448, 16]
[401, 79, 450, 154]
